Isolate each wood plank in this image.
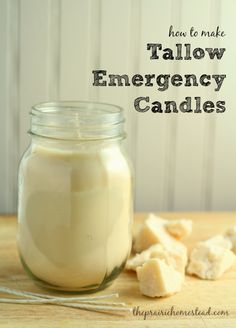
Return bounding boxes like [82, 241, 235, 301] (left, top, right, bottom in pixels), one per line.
[19, 0, 51, 155]
[0, 0, 20, 213]
[60, 0, 92, 101]
[134, 0, 172, 211]
[0, 0, 9, 212]
[98, 0, 134, 159]
[0, 213, 236, 327]
[172, 0, 213, 211]
[211, 0, 236, 210]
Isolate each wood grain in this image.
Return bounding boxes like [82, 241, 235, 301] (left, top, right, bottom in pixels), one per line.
[0, 213, 236, 327]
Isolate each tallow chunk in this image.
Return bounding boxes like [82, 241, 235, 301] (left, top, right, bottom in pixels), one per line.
[225, 226, 236, 253]
[133, 214, 166, 253]
[165, 219, 192, 239]
[187, 243, 235, 280]
[133, 214, 192, 249]
[126, 244, 166, 271]
[136, 258, 183, 298]
[133, 214, 188, 253]
[201, 234, 232, 249]
[126, 243, 187, 274]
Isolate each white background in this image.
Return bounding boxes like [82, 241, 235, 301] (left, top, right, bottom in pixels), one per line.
[0, 0, 236, 214]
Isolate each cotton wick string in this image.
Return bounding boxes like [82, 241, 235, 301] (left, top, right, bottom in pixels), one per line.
[20, 290, 127, 306]
[0, 287, 120, 302]
[0, 286, 132, 313]
[0, 288, 127, 307]
[0, 298, 130, 312]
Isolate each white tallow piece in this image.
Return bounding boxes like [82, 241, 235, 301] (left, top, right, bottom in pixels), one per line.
[165, 219, 192, 239]
[126, 243, 187, 275]
[187, 238, 236, 280]
[225, 225, 236, 253]
[187, 227, 236, 280]
[136, 258, 183, 298]
[200, 234, 233, 249]
[133, 213, 191, 254]
[127, 213, 189, 297]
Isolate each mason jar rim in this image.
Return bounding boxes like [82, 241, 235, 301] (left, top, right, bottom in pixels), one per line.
[32, 100, 124, 116]
[30, 100, 126, 141]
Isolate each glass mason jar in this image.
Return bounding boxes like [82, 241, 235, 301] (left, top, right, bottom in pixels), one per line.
[18, 101, 133, 293]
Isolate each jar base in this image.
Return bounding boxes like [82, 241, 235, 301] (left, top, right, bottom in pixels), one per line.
[20, 256, 127, 294]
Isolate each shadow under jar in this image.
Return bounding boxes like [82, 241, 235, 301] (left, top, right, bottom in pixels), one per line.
[17, 101, 133, 293]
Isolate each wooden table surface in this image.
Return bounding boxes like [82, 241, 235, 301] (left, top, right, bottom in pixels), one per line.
[0, 213, 236, 328]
